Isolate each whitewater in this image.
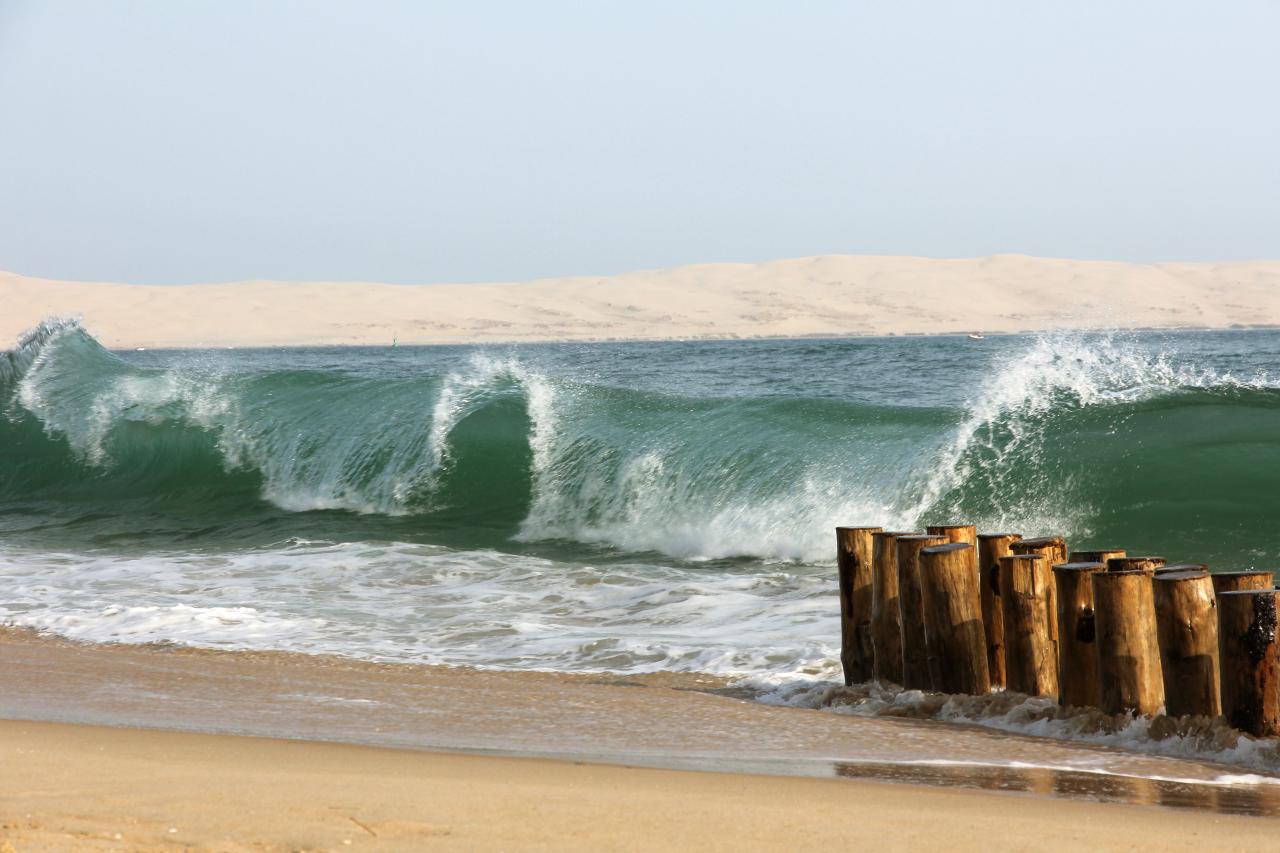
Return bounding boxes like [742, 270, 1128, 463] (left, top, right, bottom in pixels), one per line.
[6, 318, 1280, 775]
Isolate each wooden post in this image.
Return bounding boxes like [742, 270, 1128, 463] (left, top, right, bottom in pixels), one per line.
[896, 534, 949, 690]
[1000, 554, 1058, 698]
[920, 542, 990, 695]
[836, 526, 882, 685]
[871, 531, 917, 685]
[1107, 556, 1166, 574]
[1154, 562, 1208, 577]
[1217, 590, 1280, 737]
[1212, 571, 1274, 594]
[926, 524, 977, 547]
[1053, 561, 1105, 708]
[1152, 570, 1221, 718]
[977, 532, 1022, 689]
[1069, 549, 1126, 565]
[1092, 570, 1164, 716]
[1010, 536, 1066, 649]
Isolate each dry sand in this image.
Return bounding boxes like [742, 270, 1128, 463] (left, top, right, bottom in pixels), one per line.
[4, 254, 1280, 348]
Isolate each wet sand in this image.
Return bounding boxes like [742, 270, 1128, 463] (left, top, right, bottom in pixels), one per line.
[8, 718, 1280, 853]
[5, 627, 1280, 845]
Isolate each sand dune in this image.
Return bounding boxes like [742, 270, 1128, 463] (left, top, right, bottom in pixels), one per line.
[4, 254, 1280, 348]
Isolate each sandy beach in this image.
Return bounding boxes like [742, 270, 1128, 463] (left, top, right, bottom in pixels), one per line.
[9, 720, 1280, 853]
[4, 629, 1280, 851]
[5, 254, 1280, 348]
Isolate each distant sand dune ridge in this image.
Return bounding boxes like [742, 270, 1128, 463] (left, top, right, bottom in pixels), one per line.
[4, 254, 1280, 348]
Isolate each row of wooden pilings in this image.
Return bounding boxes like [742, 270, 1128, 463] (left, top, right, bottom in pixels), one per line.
[836, 525, 1280, 736]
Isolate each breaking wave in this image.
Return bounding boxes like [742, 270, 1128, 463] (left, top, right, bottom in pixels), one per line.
[4, 319, 1280, 565]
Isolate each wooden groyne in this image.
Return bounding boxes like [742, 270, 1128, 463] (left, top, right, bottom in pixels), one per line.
[836, 524, 1280, 735]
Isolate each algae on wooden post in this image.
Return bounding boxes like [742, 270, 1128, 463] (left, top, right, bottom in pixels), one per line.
[1217, 589, 1280, 737]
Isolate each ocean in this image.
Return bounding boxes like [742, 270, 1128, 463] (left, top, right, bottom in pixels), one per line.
[6, 318, 1280, 777]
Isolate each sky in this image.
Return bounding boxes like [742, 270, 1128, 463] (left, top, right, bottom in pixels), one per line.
[1, 1, 1278, 284]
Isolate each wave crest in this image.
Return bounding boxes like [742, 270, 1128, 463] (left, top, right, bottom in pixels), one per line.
[5, 321, 1280, 563]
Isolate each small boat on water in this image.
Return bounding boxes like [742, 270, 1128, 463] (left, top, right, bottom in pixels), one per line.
[967, 332, 985, 340]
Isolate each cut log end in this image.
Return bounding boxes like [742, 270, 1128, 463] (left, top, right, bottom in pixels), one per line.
[1107, 556, 1166, 574]
[1212, 571, 1275, 594]
[1069, 549, 1126, 565]
[926, 524, 978, 546]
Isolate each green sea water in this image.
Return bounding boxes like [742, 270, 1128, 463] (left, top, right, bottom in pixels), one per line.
[3, 319, 1280, 677]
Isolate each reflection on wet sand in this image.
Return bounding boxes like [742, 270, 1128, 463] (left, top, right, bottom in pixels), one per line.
[6, 628, 1280, 820]
[833, 761, 1280, 816]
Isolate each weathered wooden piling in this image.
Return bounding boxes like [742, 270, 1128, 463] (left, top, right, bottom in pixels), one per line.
[1107, 556, 1166, 574]
[919, 542, 990, 695]
[1069, 549, 1126, 565]
[926, 524, 977, 547]
[896, 534, 949, 690]
[977, 532, 1022, 689]
[836, 526, 882, 685]
[1211, 571, 1274, 595]
[871, 530, 917, 685]
[1217, 589, 1280, 737]
[1152, 570, 1221, 718]
[999, 554, 1058, 698]
[1053, 561, 1105, 708]
[1010, 536, 1066, 646]
[1092, 570, 1164, 716]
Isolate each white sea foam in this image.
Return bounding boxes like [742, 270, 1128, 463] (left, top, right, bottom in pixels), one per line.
[8, 535, 1280, 778]
[0, 539, 839, 676]
[753, 676, 1280, 776]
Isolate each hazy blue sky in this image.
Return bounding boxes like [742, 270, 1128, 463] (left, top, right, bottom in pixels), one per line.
[1, 1, 1278, 284]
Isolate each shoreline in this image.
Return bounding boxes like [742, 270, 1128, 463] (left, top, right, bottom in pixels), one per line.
[97, 323, 1280, 353]
[6, 253, 1280, 348]
[4, 629, 1280, 805]
[10, 721, 1280, 852]
[6, 638, 1280, 852]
